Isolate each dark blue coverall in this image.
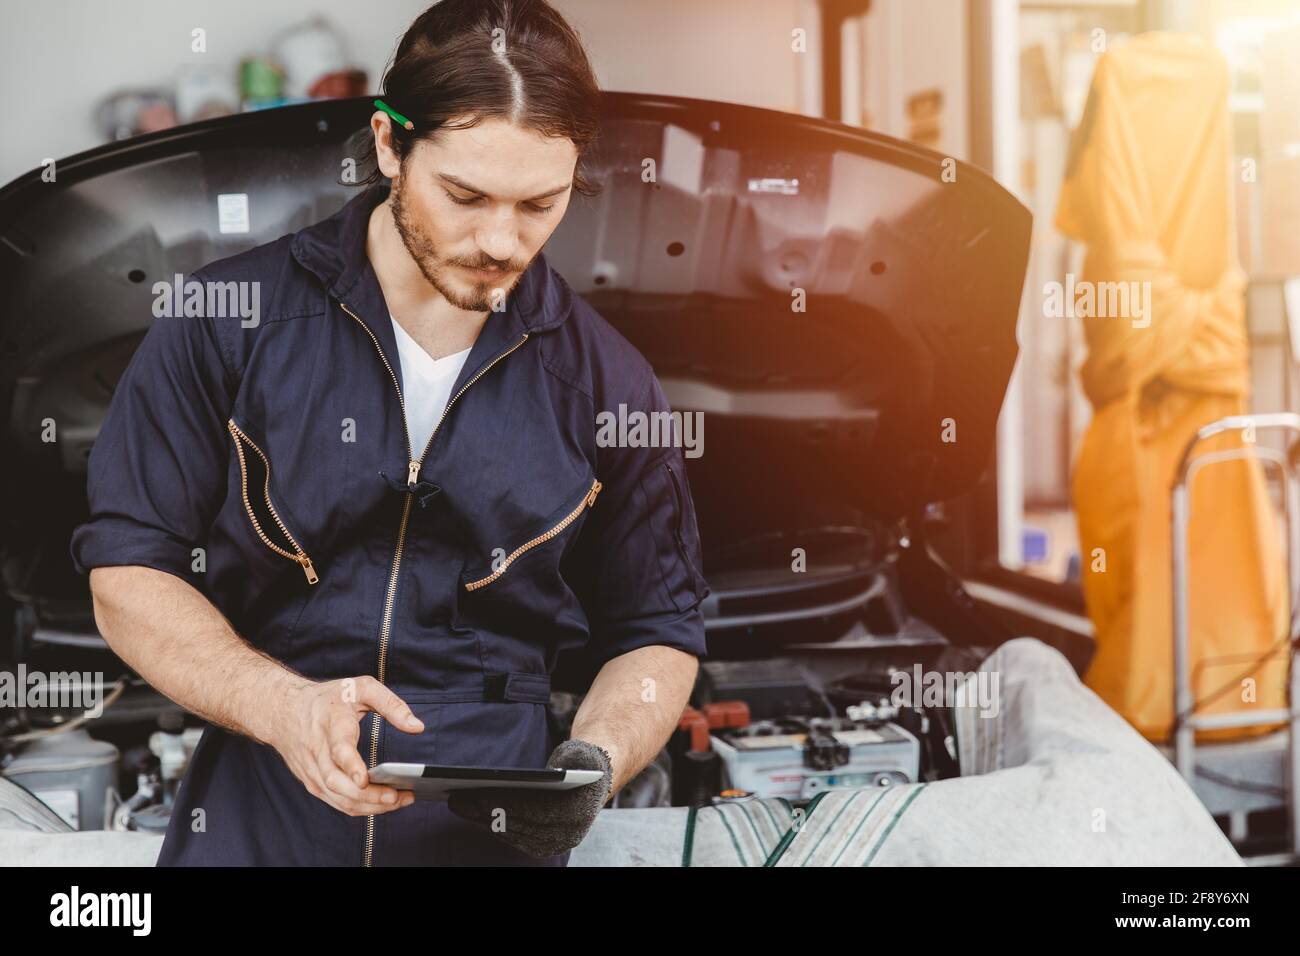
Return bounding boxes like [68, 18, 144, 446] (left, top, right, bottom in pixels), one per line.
[70, 183, 711, 866]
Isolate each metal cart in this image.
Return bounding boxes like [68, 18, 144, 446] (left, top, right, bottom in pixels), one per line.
[1171, 412, 1300, 859]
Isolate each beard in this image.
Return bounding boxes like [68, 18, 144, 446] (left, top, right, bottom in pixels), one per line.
[389, 174, 525, 313]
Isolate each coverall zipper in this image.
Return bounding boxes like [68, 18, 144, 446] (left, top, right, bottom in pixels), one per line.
[227, 419, 319, 584]
[339, 300, 528, 867]
[463, 478, 602, 591]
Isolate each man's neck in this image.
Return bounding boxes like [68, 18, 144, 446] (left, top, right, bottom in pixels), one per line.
[366, 198, 489, 362]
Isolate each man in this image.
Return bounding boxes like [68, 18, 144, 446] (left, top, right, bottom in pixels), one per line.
[70, 0, 710, 866]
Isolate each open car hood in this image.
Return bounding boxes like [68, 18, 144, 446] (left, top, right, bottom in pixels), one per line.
[0, 93, 1030, 606]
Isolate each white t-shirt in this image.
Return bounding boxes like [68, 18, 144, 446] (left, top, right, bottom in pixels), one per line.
[390, 316, 473, 460]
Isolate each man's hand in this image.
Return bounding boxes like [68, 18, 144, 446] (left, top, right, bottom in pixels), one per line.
[446, 739, 613, 858]
[269, 676, 424, 817]
[87, 569, 427, 819]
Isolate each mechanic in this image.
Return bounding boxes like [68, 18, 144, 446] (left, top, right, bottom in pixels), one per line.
[69, 0, 710, 866]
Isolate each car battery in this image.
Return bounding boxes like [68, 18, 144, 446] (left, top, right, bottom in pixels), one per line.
[710, 717, 920, 800]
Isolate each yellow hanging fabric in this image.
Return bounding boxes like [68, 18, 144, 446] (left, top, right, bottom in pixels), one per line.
[1056, 32, 1289, 743]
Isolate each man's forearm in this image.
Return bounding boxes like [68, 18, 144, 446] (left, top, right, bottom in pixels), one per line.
[88, 565, 308, 745]
[569, 644, 699, 798]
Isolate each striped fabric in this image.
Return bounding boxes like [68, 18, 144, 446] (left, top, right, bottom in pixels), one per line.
[680, 785, 929, 867]
[768, 785, 928, 867]
[682, 796, 794, 866]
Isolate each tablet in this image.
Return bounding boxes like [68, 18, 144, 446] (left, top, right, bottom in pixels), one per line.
[368, 762, 605, 800]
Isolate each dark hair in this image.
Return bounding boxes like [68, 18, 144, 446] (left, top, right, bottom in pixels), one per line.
[349, 0, 603, 197]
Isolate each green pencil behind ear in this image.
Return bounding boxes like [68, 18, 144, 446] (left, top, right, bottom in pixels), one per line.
[374, 98, 414, 131]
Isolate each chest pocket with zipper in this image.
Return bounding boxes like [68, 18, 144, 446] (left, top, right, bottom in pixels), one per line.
[456, 473, 602, 627]
[463, 476, 602, 591]
[227, 418, 319, 585]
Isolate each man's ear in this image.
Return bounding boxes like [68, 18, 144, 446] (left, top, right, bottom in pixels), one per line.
[371, 111, 402, 180]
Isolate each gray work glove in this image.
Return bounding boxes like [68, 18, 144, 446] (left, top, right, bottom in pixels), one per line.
[446, 739, 613, 859]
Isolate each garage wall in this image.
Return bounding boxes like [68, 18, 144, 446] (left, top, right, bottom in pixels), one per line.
[0, 0, 819, 186]
[860, 0, 969, 159]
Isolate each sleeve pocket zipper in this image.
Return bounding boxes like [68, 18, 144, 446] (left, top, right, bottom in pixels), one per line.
[464, 477, 602, 592]
[664, 460, 704, 584]
[227, 419, 319, 585]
